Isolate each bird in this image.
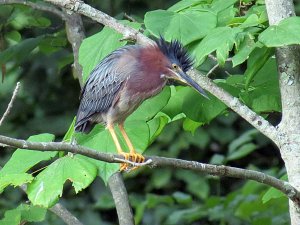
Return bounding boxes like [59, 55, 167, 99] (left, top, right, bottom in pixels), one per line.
[74, 37, 207, 171]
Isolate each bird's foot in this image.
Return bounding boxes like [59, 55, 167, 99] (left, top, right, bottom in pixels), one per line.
[118, 152, 145, 172]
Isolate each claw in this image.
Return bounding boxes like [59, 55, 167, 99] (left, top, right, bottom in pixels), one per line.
[118, 152, 145, 172]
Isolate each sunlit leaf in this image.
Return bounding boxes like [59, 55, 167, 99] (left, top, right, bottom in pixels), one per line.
[191, 27, 241, 66]
[0, 133, 56, 192]
[27, 155, 97, 207]
[259, 17, 300, 47]
[0, 204, 46, 225]
[145, 9, 217, 45]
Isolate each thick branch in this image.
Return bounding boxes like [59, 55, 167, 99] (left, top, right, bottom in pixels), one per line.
[64, 11, 85, 88]
[265, 0, 300, 223]
[44, 0, 151, 45]
[49, 204, 83, 225]
[108, 173, 135, 225]
[0, 0, 67, 20]
[44, 0, 280, 148]
[0, 134, 299, 204]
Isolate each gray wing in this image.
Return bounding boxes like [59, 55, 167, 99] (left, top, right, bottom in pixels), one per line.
[75, 46, 134, 132]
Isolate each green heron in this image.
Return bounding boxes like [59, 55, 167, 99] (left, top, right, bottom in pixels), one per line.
[75, 37, 207, 171]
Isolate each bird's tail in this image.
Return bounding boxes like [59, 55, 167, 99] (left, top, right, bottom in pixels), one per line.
[74, 120, 95, 134]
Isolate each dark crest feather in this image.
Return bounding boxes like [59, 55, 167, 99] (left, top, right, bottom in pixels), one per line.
[155, 36, 193, 72]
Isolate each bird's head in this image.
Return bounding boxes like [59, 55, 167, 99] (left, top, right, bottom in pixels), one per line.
[156, 37, 208, 98]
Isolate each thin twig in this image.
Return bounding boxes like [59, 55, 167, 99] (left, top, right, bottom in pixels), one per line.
[0, 0, 67, 20]
[124, 13, 136, 22]
[0, 134, 299, 204]
[108, 173, 134, 225]
[0, 82, 20, 126]
[206, 63, 219, 77]
[113, 158, 152, 167]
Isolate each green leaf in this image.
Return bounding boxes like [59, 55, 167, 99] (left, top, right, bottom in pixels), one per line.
[0, 204, 46, 225]
[0, 174, 33, 193]
[232, 34, 256, 67]
[227, 143, 257, 161]
[173, 191, 192, 205]
[4, 30, 21, 43]
[79, 21, 141, 82]
[27, 155, 97, 207]
[192, 27, 241, 66]
[145, 9, 217, 45]
[211, 0, 238, 13]
[176, 171, 209, 199]
[182, 87, 227, 123]
[259, 17, 300, 47]
[183, 117, 202, 134]
[262, 175, 287, 203]
[150, 169, 172, 189]
[217, 6, 237, 26]
[209, 154, 225, 165]
[0, 133, 56, 192]
[63, 117, 76, 142]
[241, 58, 281, 112]
[244, 46, 274, 88]
[0, 36, 44, 64]
[162, 86, 187, 119]
[147, 115, 169, 144]
[239, 14, 260, 29]
[168, 0, 207, 12]
[146, 194, 174, 208]
[228, 129, 258, 152]
[39, 35, 67, 54]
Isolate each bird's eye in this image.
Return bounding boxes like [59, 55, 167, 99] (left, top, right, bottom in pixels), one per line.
[172, 64, 178, 69]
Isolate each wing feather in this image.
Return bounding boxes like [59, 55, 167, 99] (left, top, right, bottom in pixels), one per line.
[75, 46, 135, 132]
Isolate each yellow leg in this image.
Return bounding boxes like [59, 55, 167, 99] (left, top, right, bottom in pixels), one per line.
[107, 124, 129, 171]
[119, 123, 145, 165]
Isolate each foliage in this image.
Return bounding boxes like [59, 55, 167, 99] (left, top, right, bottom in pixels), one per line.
[1, 0, 299, 224]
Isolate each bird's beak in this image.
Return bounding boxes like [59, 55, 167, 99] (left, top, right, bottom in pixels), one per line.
[170, 69, 209, 99]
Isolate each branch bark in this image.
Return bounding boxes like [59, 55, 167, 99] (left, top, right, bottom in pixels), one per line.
[64, 11, 85, 88]
[49, 204, 84, 225]
[0, 134, 299, 204]
[108, 172, 135, 225]
[0, 0, 67, 19]
[265, 0, 300, 224]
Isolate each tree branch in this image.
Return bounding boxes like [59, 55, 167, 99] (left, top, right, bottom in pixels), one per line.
[0, 134, 299, 204]
[108, 172, 135, 225]
[0, 82, 20, 126]
[44, 0, 151, 46]
[64, 11, 85, 88]
[265, 0, 300, 223]
[0, 0, 67, 20]
[44, 0, 281, 148]
[49, 204, 84, 225]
